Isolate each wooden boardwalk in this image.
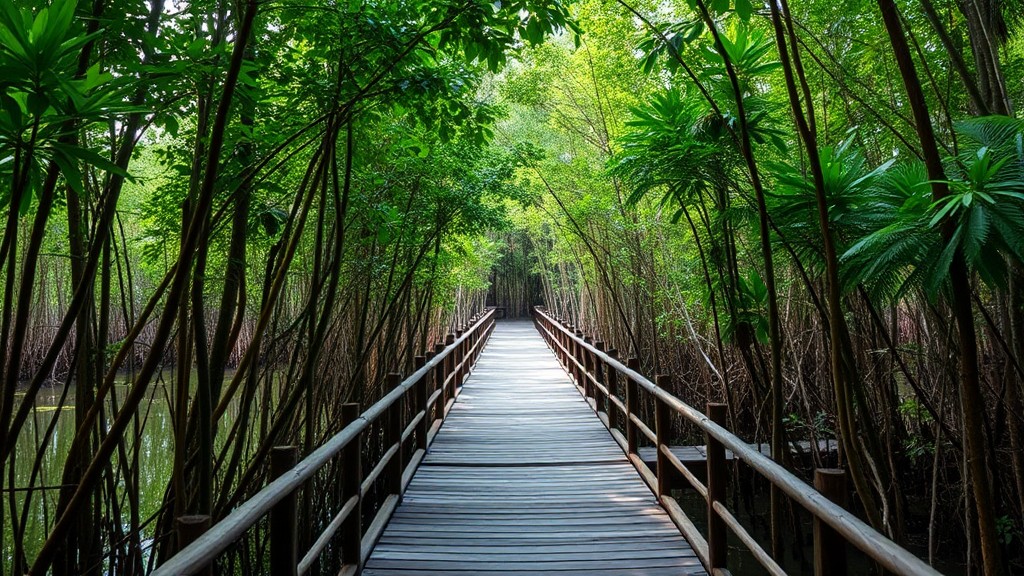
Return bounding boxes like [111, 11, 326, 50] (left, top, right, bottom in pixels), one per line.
[363, 320, 705, 576]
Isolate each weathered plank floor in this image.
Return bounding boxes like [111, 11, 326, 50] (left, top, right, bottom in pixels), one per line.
[363, 320, 706, 576]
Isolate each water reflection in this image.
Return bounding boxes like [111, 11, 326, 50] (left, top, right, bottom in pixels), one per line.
[5, 372, 239, 569]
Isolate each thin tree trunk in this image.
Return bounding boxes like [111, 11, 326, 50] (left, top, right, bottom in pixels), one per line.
[875, 0, 1005, 571]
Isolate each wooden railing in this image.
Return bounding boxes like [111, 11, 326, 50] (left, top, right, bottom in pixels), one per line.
[154, 308, 498, 576]
[533, 306, 942, 576]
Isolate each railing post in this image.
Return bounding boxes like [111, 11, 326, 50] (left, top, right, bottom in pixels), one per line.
[475, 325, 482, 359]
[574, 329, 584, 389]
[340, 403, 362, 572]
[560, 329, 568, 366]
[445, 333, 456, 402]
[583, 336, 594, 400]
[564, 324, 573, 372]
[814, 468, 847, 576]
[594, 341, 606, 411]
[271, 445, 300, 576]
[414, 356, 428, 451]
[654, 376, 672, 497]
[626, 358, 639, 455]
[607, 349, 618, 431]
[455, 329, 465, 387]
[176, 515, 212, 576]
[386, 373, 404, 498]
[563, 330, 570, 367]
[433, 342, 446, 421]
[551, 325, 558, 362]
[706, 403, 728, 572]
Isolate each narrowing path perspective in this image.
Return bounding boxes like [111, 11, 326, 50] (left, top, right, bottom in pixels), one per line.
[155, 307, 945, 576]
[362, 320, 705, 576]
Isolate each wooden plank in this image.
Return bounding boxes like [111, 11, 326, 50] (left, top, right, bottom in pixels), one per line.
[372, 540, 690, 553]
[360, 565, 704, 569]
[370, 550, 698, 562]
[367, 557, 704, 570]
[376, 536, 690, 548]
[363, 320, 706, 576]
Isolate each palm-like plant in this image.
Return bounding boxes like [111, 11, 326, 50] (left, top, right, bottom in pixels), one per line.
[610, 88, 727, 217]
[843, 115, 1024, 301]
[769, 134, 895, 278]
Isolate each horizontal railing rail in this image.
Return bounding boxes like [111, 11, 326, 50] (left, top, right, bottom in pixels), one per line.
[533, 306, 941, 576]
[154, 308, 498, 576]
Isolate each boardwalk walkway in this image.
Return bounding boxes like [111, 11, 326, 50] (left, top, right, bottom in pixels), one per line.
[363, 320, 705, 576]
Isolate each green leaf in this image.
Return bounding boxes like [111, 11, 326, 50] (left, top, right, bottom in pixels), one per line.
[51, 147, 85, 198]
[30, 7, 49, 44]
[525, 16, 543, 45]
[84, 62, 112, 90]
[735, 0, 753, 20]
[641, 52, 657, 75]
[162, 114, 179, 137]
[27, 91, 48, 117]
[51, 142, 129, 178]
[0, 92, 23, 129]
[928, 196, 959, 228]
[187, 38, 207, 59]
[683, 20, 704, 42]
[925, 230, 959, 298]
[963, 205, 990, 262]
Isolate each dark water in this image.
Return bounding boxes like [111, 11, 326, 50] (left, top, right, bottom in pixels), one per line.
[5, 377, 188, 568]
[5, 365, 265, 573]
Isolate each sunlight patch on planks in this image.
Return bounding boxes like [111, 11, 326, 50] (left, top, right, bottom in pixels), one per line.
[362, 320, 706, 576]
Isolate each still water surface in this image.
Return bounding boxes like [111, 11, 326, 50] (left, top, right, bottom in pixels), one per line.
[6, 376, 202, 568]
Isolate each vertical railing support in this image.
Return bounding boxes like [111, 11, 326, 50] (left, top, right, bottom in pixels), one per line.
[271, 445, 300, 576]
[606, 349, 619, 431]
[455, 329, 465, 387]
[565, 325, 574, 373]
[654, 375, 672, 497]
[433, 342, 446, 421]
[444, 334, 456, 404]
[176, 515, 212, 576]
[573, 329, 584, 389]
[814, 468, 848, 576]
[340, 403, 362, 573]
[583, 336, 594, 400]
[594, 341, 606, 411]
[626, 358, 640, 456]
[414, 356, 428, 451]
[706, 403, 728, 572]
[562, 329, 569, 366]
[386, 373, 404, 498]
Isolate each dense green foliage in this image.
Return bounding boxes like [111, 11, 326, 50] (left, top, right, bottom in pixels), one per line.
[2, 0, 1024, 573]
[0, 0, 573, 573]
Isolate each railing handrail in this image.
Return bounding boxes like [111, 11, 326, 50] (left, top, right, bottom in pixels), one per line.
[532, 306, 941, 576]
[154, 309, 497, 576]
